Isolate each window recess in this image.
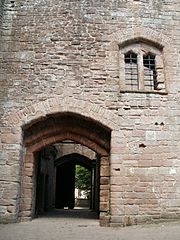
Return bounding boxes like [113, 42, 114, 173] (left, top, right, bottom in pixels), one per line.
[119, 41, 166, 94]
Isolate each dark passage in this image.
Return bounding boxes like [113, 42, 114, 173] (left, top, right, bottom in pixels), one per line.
[35, 149, 100, 218]
[55, 161, 75, 209]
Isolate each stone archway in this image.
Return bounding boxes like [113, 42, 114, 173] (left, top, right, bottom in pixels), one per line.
[55, 153, 93, 170]
[20, 112, 111, 226]
[2, 97, 121, 225]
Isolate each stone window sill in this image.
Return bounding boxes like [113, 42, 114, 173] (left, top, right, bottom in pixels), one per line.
[120, 90, 168, 95]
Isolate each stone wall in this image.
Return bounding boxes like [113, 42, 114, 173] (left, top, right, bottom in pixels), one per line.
[0, 0, 180, 226]
[0, 0, 5, 118]
[0, 0, 16, 120]
[0, 0, 5, 31]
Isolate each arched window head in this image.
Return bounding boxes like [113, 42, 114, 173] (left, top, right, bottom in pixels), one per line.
[124, 51, 138, 90]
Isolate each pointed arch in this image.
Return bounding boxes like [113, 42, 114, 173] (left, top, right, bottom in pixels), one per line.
[119, 37, 164, 51]
[20, 111, 111, 225]
[55, 153, 93, 170]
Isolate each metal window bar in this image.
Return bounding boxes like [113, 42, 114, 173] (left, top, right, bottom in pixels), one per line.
[124, 52, 138, 90]
[143, 54, 157, 90]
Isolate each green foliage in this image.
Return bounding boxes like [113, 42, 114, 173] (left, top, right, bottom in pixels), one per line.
[75, 165, 91, 192]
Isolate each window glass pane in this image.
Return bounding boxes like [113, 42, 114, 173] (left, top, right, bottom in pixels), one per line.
[124, 52, 138, 90]
[143, 54, 157, 90]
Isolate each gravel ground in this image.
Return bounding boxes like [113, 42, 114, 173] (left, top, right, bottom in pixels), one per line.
[0, 210, 180, 240]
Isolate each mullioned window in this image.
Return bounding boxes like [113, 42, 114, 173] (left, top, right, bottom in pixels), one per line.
[119, 40, 166, 93]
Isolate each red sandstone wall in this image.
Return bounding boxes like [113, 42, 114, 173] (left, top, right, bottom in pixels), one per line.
[0, 0, 180, 226]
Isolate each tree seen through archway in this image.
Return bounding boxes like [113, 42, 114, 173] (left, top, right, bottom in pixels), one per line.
[75, 165, 91, 204]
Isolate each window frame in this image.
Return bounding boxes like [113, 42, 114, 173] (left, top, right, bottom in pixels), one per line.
[119, 42, 166, 94]
[124, 51, 139, 91]
[143, 52, 157, 91]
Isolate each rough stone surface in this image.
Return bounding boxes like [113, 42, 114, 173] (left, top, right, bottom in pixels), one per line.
[0, 0, 5, 30]
[0, 211, 180, 240]
[0, 0, 180, 226]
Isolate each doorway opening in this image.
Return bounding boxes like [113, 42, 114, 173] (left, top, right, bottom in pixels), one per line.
[35, 144, 100, 218]
[21, 112, 111, 225]
[54, 151, 100, 213]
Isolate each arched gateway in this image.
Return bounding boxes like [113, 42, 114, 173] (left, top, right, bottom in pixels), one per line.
[21, 112, 111, 224]
[5, 97, 120, 226]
